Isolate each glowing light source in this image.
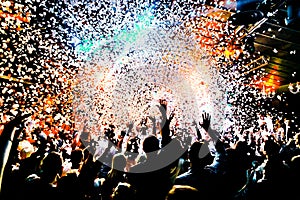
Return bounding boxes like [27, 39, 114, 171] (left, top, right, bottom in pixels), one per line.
[288, 82, 300, 94]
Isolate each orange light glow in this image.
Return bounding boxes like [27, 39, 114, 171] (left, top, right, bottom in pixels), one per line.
[0, 10, 30, 23]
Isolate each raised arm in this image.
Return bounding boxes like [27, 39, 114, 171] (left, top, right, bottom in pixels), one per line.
[199, 112, 219, 142]
[148, 116, 157, 136]
[192, 119, 202, 141]
[157, 99, 174, 147]
[199, 112, 211, 132]
[0, 113, 31, 193]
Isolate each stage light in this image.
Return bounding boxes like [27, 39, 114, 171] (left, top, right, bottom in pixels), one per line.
[285, 0, 300, 26]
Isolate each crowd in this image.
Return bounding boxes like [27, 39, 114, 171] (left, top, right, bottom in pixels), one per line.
[0, 100, 300, 200]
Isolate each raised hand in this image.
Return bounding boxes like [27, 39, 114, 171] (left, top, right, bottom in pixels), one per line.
[0, 113, 31, 193]
[199, 112, 211, 132]
[2, 113, 31, 140]
[192, 119, 197, 127]
[192, 118, 202, 141]
[168, 110, 175, 123]
[148, 116, 156, 123]
[157, 99, 167, 120]
[128, 121, 134, 132]
[148, 116, 157, 135]
[157, 99, 172, 147]
[157, 99, 175, 124]
[199, 113, 221, 142]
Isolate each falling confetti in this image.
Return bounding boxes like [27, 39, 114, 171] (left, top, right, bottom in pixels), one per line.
[1, 0, 297, 145]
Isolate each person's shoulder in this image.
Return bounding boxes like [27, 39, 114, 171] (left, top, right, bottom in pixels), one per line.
[128, 162, 145, 173]
[175, 170, 192, 180]
[59, 171, 79, 182]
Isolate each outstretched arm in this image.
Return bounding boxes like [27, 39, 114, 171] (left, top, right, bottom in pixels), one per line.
[192, 119, 202, 141]
[157, 100, 174, 147]
[148, 116, 157, 136]
[0, 113, 31, 193]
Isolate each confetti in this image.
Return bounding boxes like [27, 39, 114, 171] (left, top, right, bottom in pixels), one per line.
[1, 0, 297, 144]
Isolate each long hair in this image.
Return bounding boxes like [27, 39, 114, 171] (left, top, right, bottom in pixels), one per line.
[107, 153, 127, 183]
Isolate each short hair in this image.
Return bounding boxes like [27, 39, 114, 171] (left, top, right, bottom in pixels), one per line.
[111, 153, 127, 171]
[40, 151, 63, 176]
[70, 148, 84, 168]
[263, 138, 280, 156]
[188, 141, 210, 163]
[142, 135, 160, 153]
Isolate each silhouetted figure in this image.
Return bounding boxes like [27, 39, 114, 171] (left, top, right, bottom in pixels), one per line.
[111, 182, 137, 200]
[101, 153, 127, 200]
[127, 135, 177, 200]
[174, 141, 214, 199]
[22, 151, 63, 200]
[57, 148, 85, 200]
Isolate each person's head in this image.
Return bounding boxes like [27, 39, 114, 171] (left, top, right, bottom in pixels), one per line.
[39, 151, 63, 182]
[111, 153, 127, 171]
[166, 185, 199, 200]
[262, 137, 280, 157]
[111, 182, 136, 200]
[18, 139, 35, 160]
[188, 141, 211, 167]
[142, 135, 160, 154]
[234, 140, 249, 156]
[290, 155, 300, 175]
[215, 139, 226, 154]
[70, 148, 84, 169]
